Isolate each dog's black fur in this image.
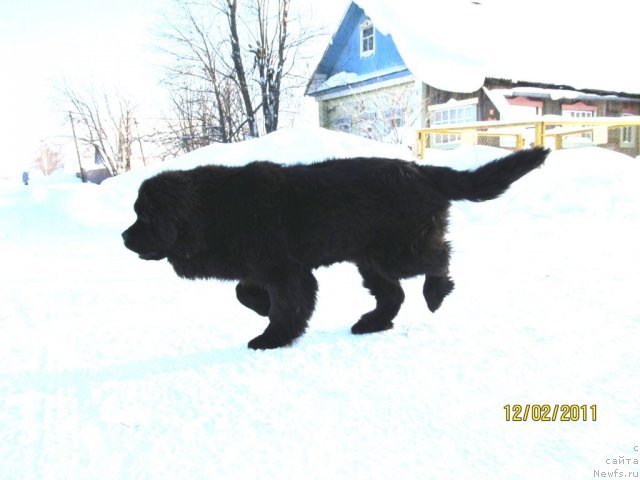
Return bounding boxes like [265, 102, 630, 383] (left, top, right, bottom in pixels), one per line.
[122, 148, 549, 349]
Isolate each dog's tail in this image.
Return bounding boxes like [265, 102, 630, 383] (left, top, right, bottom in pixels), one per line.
[425, 147, 549, 202]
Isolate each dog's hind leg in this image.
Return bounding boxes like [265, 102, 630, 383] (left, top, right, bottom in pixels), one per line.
[248, 270, 318, 350]
[422, 242, 455, 313]
[424, 275, 455, 313]
[352, 264, 405, 335]
[236, 281, 270, 316]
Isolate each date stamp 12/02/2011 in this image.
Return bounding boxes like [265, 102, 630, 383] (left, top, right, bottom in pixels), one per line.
[504, 404, 597, 422]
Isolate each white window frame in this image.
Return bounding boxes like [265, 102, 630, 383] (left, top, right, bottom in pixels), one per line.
[360, 20, 375, 57]
[358, 111, 377, 138]
[385, 107, 405, 130]
[621, 115, 636, 147]
[563, 110, 595, 118]
[334, 116, 352, 134]
[562, 108, 596, 140]
[621, 126, 635, 145]
[428, 98, 478, 146]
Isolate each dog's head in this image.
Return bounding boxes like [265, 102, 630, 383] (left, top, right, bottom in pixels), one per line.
[122, 172, 199, 261]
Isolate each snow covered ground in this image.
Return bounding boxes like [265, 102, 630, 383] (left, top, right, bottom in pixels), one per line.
[1, 128, 639, 479]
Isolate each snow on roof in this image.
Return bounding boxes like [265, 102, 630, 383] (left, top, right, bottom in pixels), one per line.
[353, 0, 640, 94]
[485, 85, 640, 120]
[312, 65, 410, 95]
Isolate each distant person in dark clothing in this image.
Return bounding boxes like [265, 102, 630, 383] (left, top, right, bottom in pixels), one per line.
[22, 171, 29, 186]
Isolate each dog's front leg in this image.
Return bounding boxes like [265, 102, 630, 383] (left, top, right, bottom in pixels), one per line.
[236, 281, 270, 316]
[247, 270, 318, 350]
[352, 264, 405, 334]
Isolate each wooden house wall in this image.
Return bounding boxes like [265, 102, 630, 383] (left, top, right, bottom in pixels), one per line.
[320, 81, 419, 137]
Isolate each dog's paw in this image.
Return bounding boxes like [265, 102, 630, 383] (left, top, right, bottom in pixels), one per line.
[248, 333, 291, 350]
[425, 276, 455, 313]
[351, 318, 394, 335]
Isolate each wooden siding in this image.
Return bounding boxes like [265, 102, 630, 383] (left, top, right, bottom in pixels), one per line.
[319, 81, 419, 141]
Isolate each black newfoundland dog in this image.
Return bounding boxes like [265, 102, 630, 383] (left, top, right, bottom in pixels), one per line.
[122, 148, 548, 349]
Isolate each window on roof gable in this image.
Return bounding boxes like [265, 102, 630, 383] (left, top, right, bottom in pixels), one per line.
[360, 20, 375, 57]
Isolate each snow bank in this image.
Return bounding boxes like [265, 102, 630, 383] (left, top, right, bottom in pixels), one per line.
[104, 126, 413, 188]
[422, 144, 512, 170]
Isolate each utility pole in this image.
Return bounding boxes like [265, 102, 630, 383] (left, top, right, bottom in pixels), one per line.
[68, 111, 87, 183]
[134, 118, 147, 166]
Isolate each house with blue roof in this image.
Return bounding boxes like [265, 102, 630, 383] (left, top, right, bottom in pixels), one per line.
[305, 2, 419, 143]
[306, 1, 640, 155]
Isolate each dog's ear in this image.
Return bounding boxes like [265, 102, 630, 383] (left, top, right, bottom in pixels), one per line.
[138, 173, 200, 248]
[140, 175, 193, 218]
[154, 214, 178, 246]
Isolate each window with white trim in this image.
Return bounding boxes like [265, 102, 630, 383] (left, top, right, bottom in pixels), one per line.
[562, 106, 596, 140]
[358, 111, 377, 138]
[334, 116, 351, 134]
[621, 116, 636, 147]
[428, 100, 478, 145]
[564, 110, 595, 118]
[360, 20, 375, 57]
[385, 107, 405, 129]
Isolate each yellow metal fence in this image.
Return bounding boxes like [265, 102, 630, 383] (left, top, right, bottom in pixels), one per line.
[416, 117, 640, 159]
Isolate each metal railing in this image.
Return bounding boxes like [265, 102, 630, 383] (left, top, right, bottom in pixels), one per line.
[416, 117, 640, 159]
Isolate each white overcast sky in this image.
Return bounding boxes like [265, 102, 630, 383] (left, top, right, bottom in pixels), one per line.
[1, 0, 157, 173]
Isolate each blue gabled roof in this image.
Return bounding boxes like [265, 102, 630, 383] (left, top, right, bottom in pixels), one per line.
[306, 1, 408, 97]
[317, 3, 363, 75]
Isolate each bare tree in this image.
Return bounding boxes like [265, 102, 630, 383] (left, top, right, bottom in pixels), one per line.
[248, 0, 290, 133]
[225, 0, 260, 138]
[158, 0, 317, 153]
[62, 85, 138, 175]
[331, 83, 423, 146]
